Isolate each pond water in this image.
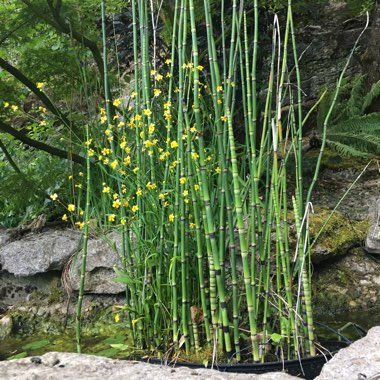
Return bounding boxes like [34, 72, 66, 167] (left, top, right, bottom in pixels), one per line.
[0, 310, 378, 362]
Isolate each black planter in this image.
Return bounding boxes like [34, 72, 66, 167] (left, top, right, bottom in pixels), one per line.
[144, 342, 348, 380]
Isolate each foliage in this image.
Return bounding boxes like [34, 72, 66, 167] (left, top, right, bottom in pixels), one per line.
[317, 75, 380, 157]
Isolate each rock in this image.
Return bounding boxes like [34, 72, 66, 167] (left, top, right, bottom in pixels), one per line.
[0, 315, 13, 340]
[0, 230, 81, 276]
[313, 248, 380, 314]
[0, 229, 12, 249]
[0, 352, 298, 380]
[316, 326, 380, 380]
[366, 224, 380, 255]
[69, 232, 126, 294]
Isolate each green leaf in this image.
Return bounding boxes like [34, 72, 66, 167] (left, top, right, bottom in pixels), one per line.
[22, 339, 50, 350]
[110, 344, 130, 351]
[7, 352, 28, 360]
[93, 348, 120, 358]
[271, 333, 283, 343]
[102, 335, 125, 344]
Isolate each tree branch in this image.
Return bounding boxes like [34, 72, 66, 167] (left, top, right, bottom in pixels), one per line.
[0, 119, 85, 165]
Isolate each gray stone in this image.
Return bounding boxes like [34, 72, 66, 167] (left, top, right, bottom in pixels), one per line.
[0, 352, 298, 380]
[0, 229, 12, 248]
[316, 326, 380, 380]
[365, 223, 380, 254]
[69, 231, 126, 294]
[0, 315, 12, 340]
[0, 230, 81, 276]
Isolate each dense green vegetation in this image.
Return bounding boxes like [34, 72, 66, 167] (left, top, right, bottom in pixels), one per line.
[0, 0, 375, 366]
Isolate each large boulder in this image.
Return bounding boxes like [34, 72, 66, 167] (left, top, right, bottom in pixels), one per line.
[0, 352, 298, 380]
[0, 230, 81, 276]
[68, 231, 126, 294]
[316, 326, 380, 380]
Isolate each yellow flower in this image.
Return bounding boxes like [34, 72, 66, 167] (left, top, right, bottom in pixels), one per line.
[165, 58, 172, 65]
[102, 148, 111, 155]
[50, 193, 58, 201]
[136, 189, 142, 197]
[194, 184, 200, 191]
[131, 91, 137, 98]
[108, 214, 116, 223]
[197, 65, 204, 71]
[131, 205, 139, 213]
[146, 182, 157, 190]
[3, 102, 9, 108]
[110, 160, 118, 169]
[132, 318, 139, 326]
[113, 98, 121, 107]
[183, 190, 189, 197]
[144, 140, 153, 148]
[36, 82, 45, 90]
[215, 166, 221, 173]
[218, 99, 223, 105]
[120, 218, 126, 226]
[103, 186, 111, 193]
[112, 199, 121, 209]
[123, 156, 131, 166]
[179, 177, 187, 185]
[217, 85, 223, 92]
[221, 115, 228, 122]
[120, 140, 127, 149]
[39, 106, 47, 113]
[156, 74, 163, 81]
[148, 123, 155, 134]
[153, 88, 161, 97]
[169, 213, 175, 222]
[62, 214, 68, 221]
[190, 222, 196, 229]
[170, 140, 179, 149]
[75, 221, 85, 229]
[67, 204, 76, 212]
[115, 314, 120, 323]
[150, 69, 156, 76]
[118, 121, 125, 128]
[191, 152, 199, 160]
[231, 81, 235, 87]
[11, 105, 18, 111]
[133, 167, 139, 173]
[143, 108, 152, 117]
[164, 101, 171, 109]
[159, 193, 165, 200]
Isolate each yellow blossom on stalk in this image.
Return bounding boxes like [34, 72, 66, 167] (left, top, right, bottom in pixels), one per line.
[194, 184, 200, 191]
[84, 139, 92, 146]
[197, 65, 204, 71]
[164, 101, 171, 109]
[67, 204, 76, 212]
[164, 201, 169, 207]
[218, 99, 223, 105]
[217, 85, 223, 92]
[150, 69, 156, 76]
[120, 140, 127, 149]
[190, 126, 197, 133]
[183, 190, 189, 197]
[68, 175, 73, 180]
[231, 81, 235, 87]
[169, 213, 175, 222]
[62, 214, 68, 221]
[148, 123, 155, 134]
[131, 91, 137, 98]
[179, 177, 187, 185]
[75, 221, 85, 229]
[136, 189, 142, 197]
[118, 121, 125, 128]
[215, 166, 221, 173]
[206, 155, 212, 161]
[135, 114, 142, 121]
[190, 222, 196, 229]
[120, 218, 126, 226]
[103, 186, 111, 193]
[115, 314, 120, 323]
[184, 198, 189, 204]
[123, 200, 129, 207]
[153, 88, 161, 97]
[4, 102, 9, 108]
[110, 160, 118, 169]
[105, 129, 112, 136]
[100, 115, 107, 124]
[113, 98, 121, 107]
[100, 107, 106, 115]
[143, 108, 152, 117]
[113, 115, 119, 120]
[113, 193, 119, 200]
[156, 74, 163, 81]
[108, 214, 116, 222]
[133, 167, 139, 173]
[146, 182, 157, 190]
[170, 140, 178, 149]
[159, 193, 165, 200]
[221, 115, 228, 122]
[39, 106, 47, 113]
[131, 205, 139, 213]
[112, 199, 121, 209]
[102, 148, 111, 155]
[123, 156, 131, 166]
[165, 58, 172, 65]
[80, 210, 84, 216]
[36, 82, 45, 89]
[166, 72, 172, 78]
[11, 105, 18, 111]
[50, 193, 58, 201]
[144, 140, 153, 148]
[164, 110, 172, 121]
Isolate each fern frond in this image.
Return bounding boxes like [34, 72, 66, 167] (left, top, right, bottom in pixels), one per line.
[327, 132, 380, 156]
[345, 75, 366, 118]
[325, 139, 371, 157]
[332, 113, 380, 133]
[362, 79, 380, 114]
